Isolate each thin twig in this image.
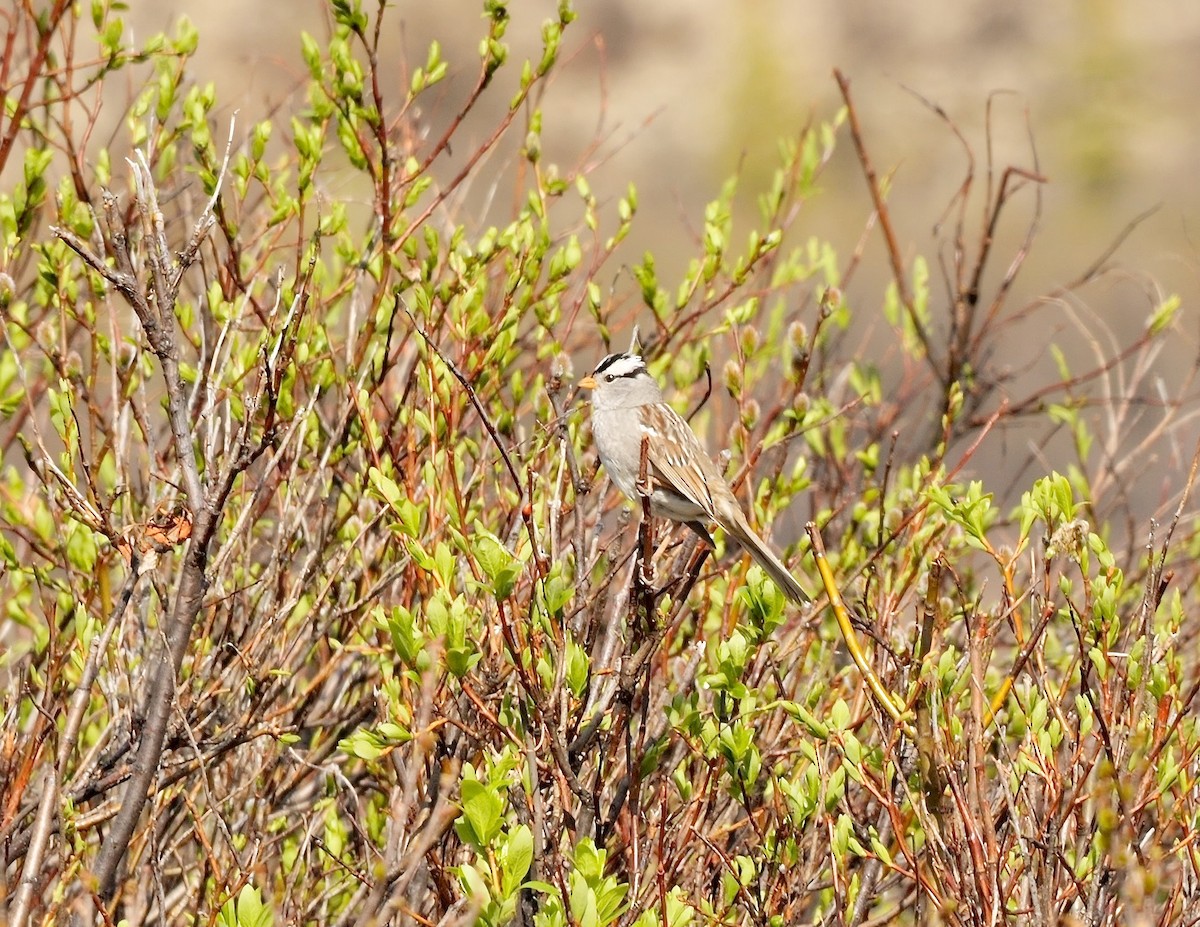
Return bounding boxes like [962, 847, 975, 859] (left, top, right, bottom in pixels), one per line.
[401, 301, 547, 577]
[834, 68, 940, 380]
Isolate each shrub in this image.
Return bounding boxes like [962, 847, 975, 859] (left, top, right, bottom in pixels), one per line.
[1, 2, 1197, 925]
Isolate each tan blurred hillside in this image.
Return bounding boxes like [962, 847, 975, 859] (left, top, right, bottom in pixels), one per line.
[133, 0, 1200, 284]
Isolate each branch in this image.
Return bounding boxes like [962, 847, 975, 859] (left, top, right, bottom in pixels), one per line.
[51, 146, 232, 898]
[633, 434, 656, 627]
[806, 521, 913, 736]
[7, 571, 140, 927]
[834, 68, 941, 381]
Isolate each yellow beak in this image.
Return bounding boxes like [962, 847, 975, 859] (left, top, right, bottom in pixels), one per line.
[577, 375, 597, 390]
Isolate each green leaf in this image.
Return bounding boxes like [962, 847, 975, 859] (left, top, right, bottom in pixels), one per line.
[218, 885, 273, 927]
[472, 524, 521, 598]
[565, 636, 590, 698]
[570, 871, 600, 927]
[503, 824, 533, 891]
[458, 862, 491, 904]
[339, 729, 385, 760]
[459, 778, 504, 847]
[380, 604, 425, 668]
[1147, 294, 1180, 335]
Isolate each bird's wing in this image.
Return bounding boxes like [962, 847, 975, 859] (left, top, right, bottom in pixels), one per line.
[640, 402, 729, 520]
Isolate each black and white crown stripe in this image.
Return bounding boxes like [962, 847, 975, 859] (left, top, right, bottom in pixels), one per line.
[593, 353, 647, 381]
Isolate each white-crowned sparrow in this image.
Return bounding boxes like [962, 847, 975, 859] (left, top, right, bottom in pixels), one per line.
[579, 352, 810, 604]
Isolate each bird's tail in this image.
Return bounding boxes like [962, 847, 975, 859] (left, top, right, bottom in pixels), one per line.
[727, 516, 811, 605]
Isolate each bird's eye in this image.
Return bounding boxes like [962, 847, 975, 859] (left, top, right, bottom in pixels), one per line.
[604, 373, 616, 383]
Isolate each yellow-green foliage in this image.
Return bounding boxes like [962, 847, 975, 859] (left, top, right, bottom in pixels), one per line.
[0, 2, 1196, 925]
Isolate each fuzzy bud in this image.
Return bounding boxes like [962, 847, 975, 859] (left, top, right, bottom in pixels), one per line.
[723, 359, 743, 398]
[820, 287, 842, 317]
[118, 342, 138, 371]
[64, 350, 83, 380]
[741, 398, 760, 431]
[788, 322, 809, 376]
[550, 352, 573, 393]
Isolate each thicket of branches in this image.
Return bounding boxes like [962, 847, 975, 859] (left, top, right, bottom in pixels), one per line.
[2, 2, 1199, 925]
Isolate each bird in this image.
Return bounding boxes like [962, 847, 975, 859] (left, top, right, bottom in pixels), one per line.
[577, 352, 810, 604]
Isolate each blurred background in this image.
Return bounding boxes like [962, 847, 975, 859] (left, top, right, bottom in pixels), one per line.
[126, 0, 1200, 522]
[129, 0, 1200, 294]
